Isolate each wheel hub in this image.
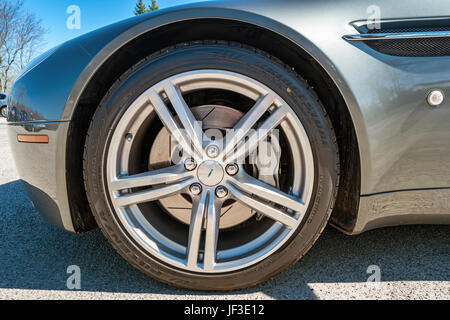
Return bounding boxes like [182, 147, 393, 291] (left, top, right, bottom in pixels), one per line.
[197, 161, 224, 186]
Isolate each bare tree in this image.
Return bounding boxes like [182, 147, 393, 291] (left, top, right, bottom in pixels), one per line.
[0, 0, 45, 92]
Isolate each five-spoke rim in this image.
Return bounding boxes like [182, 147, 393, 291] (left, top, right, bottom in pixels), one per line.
[106, 70, 315, 273]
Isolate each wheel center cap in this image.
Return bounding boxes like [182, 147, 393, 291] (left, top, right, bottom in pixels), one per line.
[197, 161, 224, 187]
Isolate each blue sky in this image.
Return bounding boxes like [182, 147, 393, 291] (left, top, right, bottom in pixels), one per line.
[23, 0, 208, 53]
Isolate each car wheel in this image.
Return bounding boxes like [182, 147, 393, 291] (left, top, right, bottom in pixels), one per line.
[0, 106, 7, 118]
[84, 42, 339, 291]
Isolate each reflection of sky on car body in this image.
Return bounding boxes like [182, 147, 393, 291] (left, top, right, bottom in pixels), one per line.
[24, 0, 210, 53]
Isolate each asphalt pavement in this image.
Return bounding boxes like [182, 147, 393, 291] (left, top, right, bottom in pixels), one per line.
[0, 118, 449, 300]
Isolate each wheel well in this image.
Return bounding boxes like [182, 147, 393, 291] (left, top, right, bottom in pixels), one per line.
[67, 18, 361, 233]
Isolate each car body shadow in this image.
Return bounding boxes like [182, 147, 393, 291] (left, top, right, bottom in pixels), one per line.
[0, 180, 449, 299]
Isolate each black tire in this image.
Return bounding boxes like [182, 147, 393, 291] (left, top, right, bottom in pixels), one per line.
[0, 106, 7, 118]
[84, 42, 339, 291]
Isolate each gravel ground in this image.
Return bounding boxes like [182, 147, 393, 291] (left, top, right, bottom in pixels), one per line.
[0, 118, 449, 300]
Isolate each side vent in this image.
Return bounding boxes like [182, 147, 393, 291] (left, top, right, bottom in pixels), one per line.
[344, 18, 450, 57]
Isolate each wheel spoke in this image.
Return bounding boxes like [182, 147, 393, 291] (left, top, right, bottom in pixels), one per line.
[114, 178, 195, 207]
[163, 81, 204, 156]
[110, 165, 191, 191]
[226, 106, 289, 163]
[203, 191, 221, 271]
[228, 172, 306, 215]
[148, 89, 201, 161]
[226, 183, 299, 229]
[186, 191, 208, 268]
[221, 94, 275, 160]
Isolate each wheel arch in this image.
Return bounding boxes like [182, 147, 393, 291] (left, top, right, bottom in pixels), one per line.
[66, 12, 363, 234]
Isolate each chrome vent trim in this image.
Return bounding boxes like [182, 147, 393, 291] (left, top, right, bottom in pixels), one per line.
[343, 31, 450, 41]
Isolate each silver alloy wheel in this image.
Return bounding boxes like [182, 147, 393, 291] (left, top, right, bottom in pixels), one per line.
[106, 70, 315, 273]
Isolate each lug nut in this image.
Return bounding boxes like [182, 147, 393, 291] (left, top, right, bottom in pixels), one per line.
[206, 145, 220, 158]
[126, 133, 133, 142]
[215, 186, 228, 199]
[190, 184, 202, 196]
[226, 164, 239, 176]
[184, 159, 197, 171]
